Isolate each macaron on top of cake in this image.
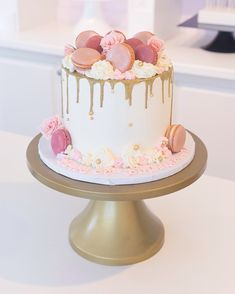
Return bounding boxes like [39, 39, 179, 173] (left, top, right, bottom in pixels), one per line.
[135, 44, 158, 64]
[106, 43, 135, 72]
[133, 31, 154, 44]
[72, 48, 102, 69]
[64, 29, 168, 78]
[125, 38, 144, 52]
[164, 124, 186, 153]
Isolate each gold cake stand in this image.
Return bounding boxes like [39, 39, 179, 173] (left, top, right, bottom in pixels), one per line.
[26, 133, 207, 266]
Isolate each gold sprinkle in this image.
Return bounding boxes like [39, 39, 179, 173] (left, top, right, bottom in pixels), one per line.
[133, 144, 140, 151]
[96, 159, 101, 164]
[128, 123, 133, 127]
[89, 111, 94, 116]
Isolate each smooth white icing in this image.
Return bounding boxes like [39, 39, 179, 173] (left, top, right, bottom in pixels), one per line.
[61, 68, 173, 164]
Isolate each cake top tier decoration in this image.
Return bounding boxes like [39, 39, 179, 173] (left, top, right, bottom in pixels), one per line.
[62, 30, 172, 80]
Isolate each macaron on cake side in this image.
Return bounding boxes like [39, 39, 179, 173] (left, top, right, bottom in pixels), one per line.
[51, 128, 72, 155]
[165, 124, 186, 153]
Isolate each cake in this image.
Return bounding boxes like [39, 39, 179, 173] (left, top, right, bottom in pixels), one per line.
[39, 30, 195, 185]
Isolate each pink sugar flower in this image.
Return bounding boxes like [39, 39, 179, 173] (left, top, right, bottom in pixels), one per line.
[114, 69, 125, 80]
[64, 44, 75, 56]
[58, 158, 80, 172]
[40, 115, 63, 139]
[72, 149, 83, 162]
[113, 157, 124, 168]
[100, 31, 125, 53]
[76, 68, 87, 75]
[147, 36, 165, 53]
[137, 155, 149, 166]
[125, 70, 135, 80]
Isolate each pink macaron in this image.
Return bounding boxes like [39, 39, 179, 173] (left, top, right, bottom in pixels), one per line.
[71, 48, 101, 69]
[51, 128, 72, 155]
[133, 31, 154, 44]
[135, 44, 158, 64]
[75, 30, 99, 48]
[106, 43, 135, 72]
[86, 35, 103, 53]
[125, 38, 144, 52]
[164, 124, 186, 153]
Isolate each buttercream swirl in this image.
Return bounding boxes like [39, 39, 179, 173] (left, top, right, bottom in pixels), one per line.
[156, 51, 172, 73]
[132, 60, 158, 78]
[85, 60, 114, 80]
[62, 54, 75, 72]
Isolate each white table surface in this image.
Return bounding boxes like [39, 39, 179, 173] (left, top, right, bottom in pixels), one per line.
[0, 131, 235, 294]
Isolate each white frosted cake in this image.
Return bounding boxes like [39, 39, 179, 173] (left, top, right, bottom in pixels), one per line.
[39, 30, 195, 185]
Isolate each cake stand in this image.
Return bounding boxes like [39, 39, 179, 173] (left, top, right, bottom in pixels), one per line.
[26, 132, 207, 266]
[179, 14, 235, 53]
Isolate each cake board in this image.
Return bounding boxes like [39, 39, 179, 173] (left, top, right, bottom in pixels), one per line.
[26, 132, 207, 266]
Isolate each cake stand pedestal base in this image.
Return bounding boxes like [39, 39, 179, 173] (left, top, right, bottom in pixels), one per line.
[69, 200, 164, 265]
[203, 31, 235, 53]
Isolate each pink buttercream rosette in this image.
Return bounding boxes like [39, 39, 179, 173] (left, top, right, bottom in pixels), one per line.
[147, 36, 165, 53]
[40, 115, 63, 139]
[100, 31, 125, 54]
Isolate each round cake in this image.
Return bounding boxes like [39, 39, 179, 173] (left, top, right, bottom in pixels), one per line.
[39, 30, 195, 185]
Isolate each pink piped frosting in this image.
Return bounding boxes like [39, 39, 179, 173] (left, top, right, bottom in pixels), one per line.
[40, 115, 63, 139]
[100, 31, 125, 53]
[114, 69, 136, 80]
[113, 69, 125, 80]
[125, 70, 135, 80]
[147, 36, 165, 53]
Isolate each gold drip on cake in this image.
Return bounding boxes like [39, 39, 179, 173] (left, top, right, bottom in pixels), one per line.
[62, 67, 173, 117]
[169, 70, 174, 125]
[145, 81, 149, 109]
[160, 67, 173, 104]
[168, 77, 171, 98]
[66, 72, 69, 115]
[109, 81, 116, 93]
[60, 77, 64, 118]
[76, 76, 81, 103]
[144, 78, 155, 109]
[150, 80, 154, 97]
[161, 80, 165, 103]
[124, 82, 135, 106]
[100, 81, 105, 107]
[88, 80, 95, 118]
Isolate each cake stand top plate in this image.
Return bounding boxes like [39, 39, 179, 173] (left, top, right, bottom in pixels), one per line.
[26, 133, 207, 201]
